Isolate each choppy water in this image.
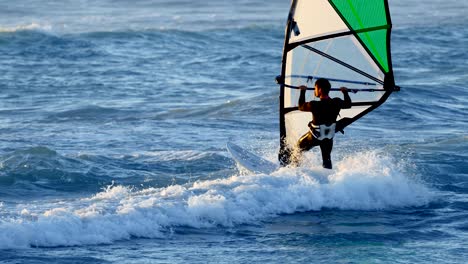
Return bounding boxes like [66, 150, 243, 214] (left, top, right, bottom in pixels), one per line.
[0, 0, 467, 263]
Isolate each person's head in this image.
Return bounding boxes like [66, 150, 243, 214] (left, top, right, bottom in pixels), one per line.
[314, 78, 331, 98]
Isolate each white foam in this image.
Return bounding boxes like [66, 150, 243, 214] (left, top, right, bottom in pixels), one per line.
[0, 150, 432, 248]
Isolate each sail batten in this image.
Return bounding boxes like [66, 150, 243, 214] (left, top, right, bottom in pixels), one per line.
[287, 24, 391, 51]
[301, 44, 385, 84]
[285, 76, 378, 86]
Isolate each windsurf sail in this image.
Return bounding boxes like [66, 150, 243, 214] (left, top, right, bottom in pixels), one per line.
[277, 0, 399, 164]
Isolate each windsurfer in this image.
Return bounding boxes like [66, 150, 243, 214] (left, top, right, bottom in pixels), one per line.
[291, 78, 351, 169]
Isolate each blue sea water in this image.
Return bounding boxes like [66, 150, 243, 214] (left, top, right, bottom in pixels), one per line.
[0, 0, 467, 263]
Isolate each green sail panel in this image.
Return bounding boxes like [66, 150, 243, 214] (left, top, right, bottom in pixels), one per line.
[357, 29, 388, 72]
[329, 0, 390, 72]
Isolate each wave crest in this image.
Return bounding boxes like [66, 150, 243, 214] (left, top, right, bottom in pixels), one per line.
[0, 150, 432, 248]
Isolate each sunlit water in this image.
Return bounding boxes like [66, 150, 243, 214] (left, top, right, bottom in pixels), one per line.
[0, 0, 467, 263]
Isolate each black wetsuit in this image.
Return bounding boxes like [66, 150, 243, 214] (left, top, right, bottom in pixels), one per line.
[296, 89, 351, 169]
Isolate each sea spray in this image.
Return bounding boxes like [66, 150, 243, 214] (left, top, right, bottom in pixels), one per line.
[0, 150, 432, 249]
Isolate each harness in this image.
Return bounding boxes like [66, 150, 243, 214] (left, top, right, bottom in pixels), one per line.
[308, 122, 336, 140]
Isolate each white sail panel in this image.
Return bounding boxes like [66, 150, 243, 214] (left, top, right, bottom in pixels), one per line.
[284, 112, 311, 147]
[283, 34, 387, 149]
[284, 35, 386, 108]
[290, 0, 348, 44]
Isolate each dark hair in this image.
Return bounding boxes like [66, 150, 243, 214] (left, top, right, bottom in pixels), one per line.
[315, 78, 331, 95]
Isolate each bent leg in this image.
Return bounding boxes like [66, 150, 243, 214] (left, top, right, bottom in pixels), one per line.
[291, 132, 319, 165]
[298, 131, 317, 151]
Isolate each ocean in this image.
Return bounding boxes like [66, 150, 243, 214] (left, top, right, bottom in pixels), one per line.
[0, 0, 467, 263]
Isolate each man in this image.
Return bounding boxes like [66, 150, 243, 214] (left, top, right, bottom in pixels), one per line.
[294, 78, 351, 169]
